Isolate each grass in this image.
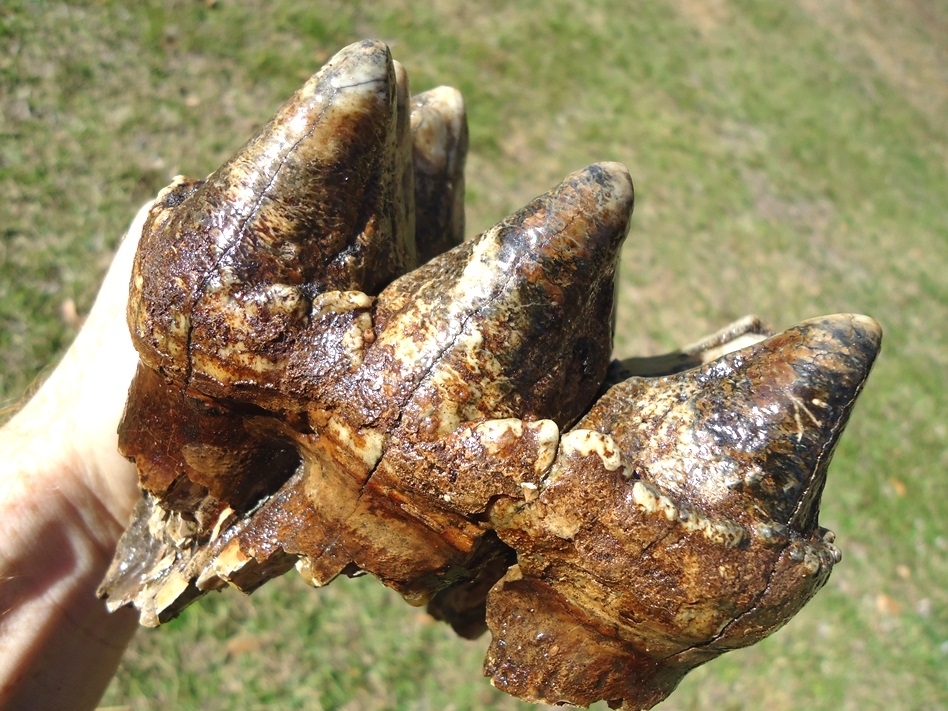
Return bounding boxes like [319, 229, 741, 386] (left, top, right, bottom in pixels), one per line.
[2, 0, 946, 708]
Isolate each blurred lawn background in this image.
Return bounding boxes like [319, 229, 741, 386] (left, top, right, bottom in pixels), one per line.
[2, 1, 946, 709]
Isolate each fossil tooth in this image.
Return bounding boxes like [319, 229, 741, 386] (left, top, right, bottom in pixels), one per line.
[98, 40, 882, 711]
[237, 166, 632, 603]
[102, 163, 635, 622]
[483, 313, 882, 710]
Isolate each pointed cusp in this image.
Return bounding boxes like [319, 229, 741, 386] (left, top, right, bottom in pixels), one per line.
[128, 40, 415, 381]
[360, 163, 634, 434]
[410, 86, 469, 263]
[582, 313, 882, 532]
[482, 314, 881, 710]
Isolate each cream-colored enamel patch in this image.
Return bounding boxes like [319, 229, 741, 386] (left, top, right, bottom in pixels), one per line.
[531, 420, 560, 477]
[311, 290, 374, 320]
[560, 429, 622, 471]
[475, 418, 525, 455]
[644, 415, 745, 504]
[154, 570, 192, 615]
[454, 228, 504, 303]
[209, 506, 236, 543]
[388, 279, 493, 374]
[631, 481, 680, 519]
[388, 317, 425, 365]
[455, 326, 490, 372]
[543, 510, 583, 541]
[192, 350, 277, 383]
[438, 327, 504, 400]
[255, 283, 304, 317]
[380, 231, 506, 375]
[696, 332, 769, 364]
[158, 318, 188, 362]
[678, 509, 746, 548]
[204, 539, 251, 583]
[385, 297, 438, 367]
[341, 311, 373, 369]
[328, 416, 384, 471]
[631, 481, 746, 548]
[212, 345, 279, 371]
[171, 312, 189, 339]
[422, 366, 470, 435]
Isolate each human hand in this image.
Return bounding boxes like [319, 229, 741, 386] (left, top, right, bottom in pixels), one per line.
[0, 200, 152, 710]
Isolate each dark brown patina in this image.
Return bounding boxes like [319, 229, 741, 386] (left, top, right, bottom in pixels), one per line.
[99, 40, 882, 711]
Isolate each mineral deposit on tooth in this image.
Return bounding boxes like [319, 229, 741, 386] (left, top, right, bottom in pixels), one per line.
[98, 40, 882, 711]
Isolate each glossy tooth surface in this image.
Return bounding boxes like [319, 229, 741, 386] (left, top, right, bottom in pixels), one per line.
[99, 39, 883, 711]
[410, 86, 469, 262]
[129, 39, 412, 389]
[358, 162, 633, 434]
[484, 314, 882, 710]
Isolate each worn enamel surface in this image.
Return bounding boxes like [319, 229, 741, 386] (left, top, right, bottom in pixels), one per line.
[99, 41, 882, 711]
[484, 314, 880, 709]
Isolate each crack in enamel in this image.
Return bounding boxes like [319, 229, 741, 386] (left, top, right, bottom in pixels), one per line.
[98, 40, 883, 711]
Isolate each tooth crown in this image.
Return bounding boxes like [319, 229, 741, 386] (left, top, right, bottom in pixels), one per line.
[484, 313, 878, 709]
[129, 40, 414, 392]
[100, 41, 882, 711]
[361, 161, 633, 435]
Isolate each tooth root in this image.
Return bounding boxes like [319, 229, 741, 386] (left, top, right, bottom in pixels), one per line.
[97, 496, 166, 614]
[484, 568, 671, 711]
[410, 86, 469, 263]
[364, 163, 634, 433]
[581, 313, 882, 531]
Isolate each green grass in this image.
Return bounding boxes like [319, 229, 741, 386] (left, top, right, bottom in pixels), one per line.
[2, 1, 946, 708]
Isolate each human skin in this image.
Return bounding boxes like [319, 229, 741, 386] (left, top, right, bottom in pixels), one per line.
[0, 202, 152, 710]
